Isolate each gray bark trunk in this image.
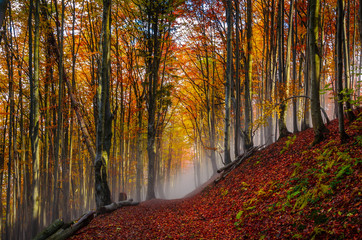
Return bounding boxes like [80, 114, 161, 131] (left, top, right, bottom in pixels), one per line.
[337, 0, 348, 142]
[244, 0, 253, 149]
[309, 0, 327, 144]
[95, 0, 112, 209]
[31, 0, 41, 236]
[224, 0, 232, 164]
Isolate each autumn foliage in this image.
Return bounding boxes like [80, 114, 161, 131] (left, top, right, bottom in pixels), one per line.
[70, 110, 361, 239]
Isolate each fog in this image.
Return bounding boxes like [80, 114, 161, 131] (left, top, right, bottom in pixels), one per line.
[156, 92, 338, 200]
[162, 157, 221, 200]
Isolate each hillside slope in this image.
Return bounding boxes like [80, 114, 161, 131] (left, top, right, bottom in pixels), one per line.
[70, 110, 361, 239]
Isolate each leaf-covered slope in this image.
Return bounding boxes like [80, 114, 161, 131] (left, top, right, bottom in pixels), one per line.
[70, 110, 361, 239]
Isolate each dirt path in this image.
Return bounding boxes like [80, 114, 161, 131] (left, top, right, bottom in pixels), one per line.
[69, 173, 237, 240]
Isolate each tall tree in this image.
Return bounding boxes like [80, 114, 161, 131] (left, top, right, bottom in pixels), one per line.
[4, 3, 13, 238]
[0, 0, 8, 43]
[138, 0, 178, 200]
[244, 0, 253, 150]
[234, 0, 241, 157]
[309, 0, 327, 144]
[277, 0, 290, 139]
[52, 0, 66, 219]
[95, 0, 112, 208]
[337, 0, 348, 142]
[224, 0, 232, 164]
[144, 0, 161, 200]
[342, 0, 356, 121]
[31, 0, 41, 237]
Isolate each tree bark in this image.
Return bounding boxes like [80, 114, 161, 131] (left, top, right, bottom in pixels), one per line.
[52, 0, 66, 220]
[234, 0, 241, 157]
[95, 0, 112, 209]
[0, 0, 8, 43]
[342, 0, 356, 121]
[4, 9, 14, 238]
[337, 0, 349, 142]
[309, 0, 328, 145]
[31, 0, 41, 237]
[33, 219, 64, 240]
[224, 0, 232, 164]
[244, 0, 254, 149]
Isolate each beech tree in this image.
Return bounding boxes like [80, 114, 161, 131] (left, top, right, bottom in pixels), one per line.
[31, 0, 41, 237]
[224, 0, 232, 165]
[244, 0, 253, 150]
[336, 0, 348, 142]
[309, 0, 327, 144]
[95, 0, 112, 208]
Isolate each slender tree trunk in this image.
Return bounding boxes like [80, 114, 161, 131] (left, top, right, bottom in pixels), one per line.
[4, 12, 14, 239]
[302, 9, 311, 131]
[244, 0, 254, 149]
[337, 0, 349, 142]
[292, 0, 298, 133]
[31, 0, 41, 236]
[309, 0, 327, 144]
[277, 0, 290, 139]
[342, 0, 356, 121]
[224, 0, 232, 164]
[284, 0, 294, 134]
[234, 0, 241, 157]
[95, 0, 112, 209]
[210, 53, 217, 171]
[53, 0, 66, 220]
[0, 0, 8, 44]
[136, 103, 143, 201]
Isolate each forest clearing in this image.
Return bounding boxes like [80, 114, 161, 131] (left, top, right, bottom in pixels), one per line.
[0, 0, 361, 239]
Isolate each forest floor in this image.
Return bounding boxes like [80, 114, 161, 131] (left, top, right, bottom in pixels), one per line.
[70, 110, 361, 240]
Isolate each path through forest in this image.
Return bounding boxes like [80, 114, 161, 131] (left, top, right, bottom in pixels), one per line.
[69, 111, 361, 239]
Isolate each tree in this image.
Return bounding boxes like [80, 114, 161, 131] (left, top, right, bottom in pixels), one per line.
[95, 0, 112, 209]
[309, 0, 327, 144]
[224, 0, 232, 164]
[277, 0, 290, 139]
[134, 0, 179, 200]
[4, 2, 14, 238]
[234, 0, 241, 157]
[0, 0, 8, 43]
[31, 0, 41, 237]
[244, 0, 253, 150]
[336, 0, 349, 142]
[52, 0, 66, 220]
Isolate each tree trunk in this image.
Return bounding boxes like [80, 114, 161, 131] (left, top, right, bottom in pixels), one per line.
[337, 0, 349, 142]
[31, 0, 41, 236]
[309, 0, 327, 145]
[342, 0, 356, 121]
[136, 104, 143, 201]
[234, 0, 241, 157]
[145, 0, 162, 200]
[277, 0, 290, 139]
[292, 0, 298, 133]
[244, 0, 254, 149]
[4, 12, 14, 239]
[95, 0, 112, 209]
[224, 0, 232, 164]
[284, 0, 294, 135]
[53, 0, 66, 220]
[0, 0, 8, 43]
